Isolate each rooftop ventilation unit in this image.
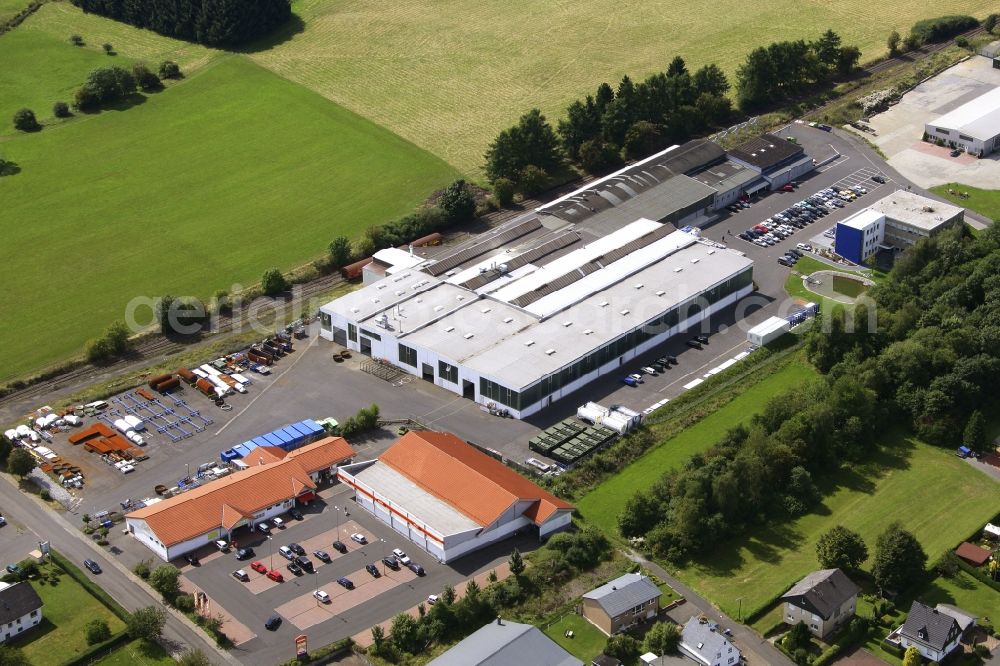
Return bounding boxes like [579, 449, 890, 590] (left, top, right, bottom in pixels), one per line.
[444, 326, 455, 332]
[599, 300, 609, 307]
[351, 307, 360, 313]
[376, 284, 387, 290]
[524, 340, 535, 347]
[481, 307, 492, 313]
[464, 333, 474, 339]
[656, 290, 665, 296]
[707, 249, 716, 255]
[634, 283, 643, 289]
[456, 295, 465, 301]
[503, 317, 514, 323]
[544, 349, 556, 355]
[620, 309, 630, 315]
[691, 258, 700, 264]
[562, 321, 573, 327]
[433, 305, 444, 312]
[395, 290, 404, 296]
[674, 267, 683, 273]
[583, 329, 593, 335]
[371, 298, 381, 303]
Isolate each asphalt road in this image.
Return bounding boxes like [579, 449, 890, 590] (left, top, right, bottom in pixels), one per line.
[0, 474, 234, 665]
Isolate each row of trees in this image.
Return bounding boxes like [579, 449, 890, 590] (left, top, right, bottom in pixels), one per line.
[816, 523, 928, 593]
[620, 222, 1000, 570]
[484, 55, 735, 190]
[736, 29, 861, 110]
[71, 0, 291, 46]
[373, 530, 610, 662]
[888, 14, 983, 56]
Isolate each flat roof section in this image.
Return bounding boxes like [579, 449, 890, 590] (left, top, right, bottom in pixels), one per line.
[929, 86, 1000, 141]
[400, 299, 536, 364]
[359, 282, 475, 334]
[839, 208, 884, 230]
[352, 462, 481, 536]
[691, 159, 761, 193]
[867, 190, 965, 231]
[729, 133, 804, 171]
[323, 271, 438, 322]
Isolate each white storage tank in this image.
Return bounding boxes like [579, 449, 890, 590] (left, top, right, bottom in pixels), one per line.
[124, 415, 145, 432]
[114, 418, 131, 434]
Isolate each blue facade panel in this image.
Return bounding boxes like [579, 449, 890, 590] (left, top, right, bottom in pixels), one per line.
[243, 440, 259, 451]
[835, 223, 864, 264]
[252, 437, 270, 449]
[232, 444, 251, 458]
[263, 433, 284, 446]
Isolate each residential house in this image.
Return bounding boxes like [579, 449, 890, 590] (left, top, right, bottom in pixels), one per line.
[897, 601, 976, 662]
[581, 573, 661, 636]
[428, 618, 581, 666]
[679, 618, 741, 666]
[780, 568, 859, 638]
[0, 582, 43, 643]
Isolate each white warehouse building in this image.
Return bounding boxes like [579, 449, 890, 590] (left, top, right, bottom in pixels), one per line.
[924, 86, 1000, 157]
[320, 220, 754, 419]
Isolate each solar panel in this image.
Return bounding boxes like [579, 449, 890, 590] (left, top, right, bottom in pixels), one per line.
[425, 218, 542, 276]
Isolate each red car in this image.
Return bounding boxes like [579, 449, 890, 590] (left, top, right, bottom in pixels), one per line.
[266, 569, 284, 583]
[250, 561, 267, 574]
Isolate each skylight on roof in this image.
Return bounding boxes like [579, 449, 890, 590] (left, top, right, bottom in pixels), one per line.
[544, 349, 555, 355]
[463, 333, 474, 339]
[620, 309, 630, 315]
[524, 340, 535, 347]
[444, 326, 455, 332]
[503, 317, 513, 323]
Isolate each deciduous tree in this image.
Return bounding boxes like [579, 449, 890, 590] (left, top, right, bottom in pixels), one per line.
[439, 179, 476, 224]
[126, 606, 166, 641]
[643, 621, 680, 655]
[85, 619, 111, 645]
[12, 109, 40, 132]
[7, 449, 35, 478]
[816, 526, 868, 570]
[872, 522, 927, 593]
[261, 268, 289, 296]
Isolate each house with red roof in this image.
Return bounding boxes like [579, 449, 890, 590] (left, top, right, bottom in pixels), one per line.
[337, 431, 574, 562]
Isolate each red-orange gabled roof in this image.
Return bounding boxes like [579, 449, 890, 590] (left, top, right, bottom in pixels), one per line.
[127, 437, 355, 547]
[378, 431, 573, 528]
[955, 541, 991, 565]
[242, 446, 284, 467]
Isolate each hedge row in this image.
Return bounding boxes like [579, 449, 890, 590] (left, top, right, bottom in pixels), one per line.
[955, 559, 1000, 594]
[277, 638, 353, 666]
[48, 550, 130, 621]
[57, 631, 130, 666]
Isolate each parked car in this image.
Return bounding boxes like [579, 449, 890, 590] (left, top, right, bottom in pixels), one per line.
[628, 373, 644, 384]
[337, 577, 354, 589]
[694, 335, 709, 345]
[236, 548, 254, 560]
[289, 508, 304, 520]
[313, 590, 330, 603]
[215, 540, 230, 552]
[232, 569, 249, 582]
[781, 183, 794, 192]
[640, 366, 658, 376]
[266, 569, 284, 583]
[287, 562, 303, 576]
[778, 257, 792, 266]
[264, 615, 281, 631]
[296, 556, 313, 572]
[184, 554, 200, 566]
[288, 543, 305, 556]
[872, 174, 886, 183]
[350, 533, 367, 545]
[366, 563, 381, 578]
[622, 376, 638, 387]
[382, 557, 400, 570]
[408, 562, 426, 576]
[313, 550, 331, 563]
[950, 149, 962, 157]
[685, 339, 702, 349]
[332, 540, 347, 554]
[278, 546, 295, 561]
[817, 123, 832, 131]
[427, 594, 439, 606]
[251, 561, 268, 574]
[271, 517, 284, 529]
[0, 517, 6, 527]
[392, 549, 411, 565]
[84, 559, 102, 574]
[5, 564, 20, 576]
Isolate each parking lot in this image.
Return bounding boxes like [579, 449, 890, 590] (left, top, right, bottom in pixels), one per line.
[866, 54, 1000, 189]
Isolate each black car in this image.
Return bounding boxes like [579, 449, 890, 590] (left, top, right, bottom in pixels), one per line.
[408, 563, 425, 576]
[83, 559, 102, 574]
[286, 562, 303, 576]
[382, 557, 400, 570]
[265, 615, 282, 631]
[5, 564, 20, 576]
[738, 232, 750, 241]
[184, 554, 200, 566]
[337, 577, 354, 589]
[332, 540, 347, 554]
[694, 335, 709, 345]
[366, 563, 381, 578]
[872, 175, 886, 183]
[288, 508, 303, 520]
[665, 355, 678, 365]
[652, 361, 669, 372]
[295, 556, 313, 572]
[788, 248, 803, 258]
[313, 550, 331, 563]
[289, 543, 305, 556]
[685, 340, 702, 349]
[236, 548, 255, 560]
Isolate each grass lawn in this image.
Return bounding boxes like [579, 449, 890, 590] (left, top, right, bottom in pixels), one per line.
[0, 0, 29, 22]
[13, 567, 126, 664]
[784, 255, 873, 311]
[543, 613, 608, 663]
[0, 55, 458, 383]
[931, 184, 1000, 223]
[91, 639, 176, 666]
[913, 570, 1000, 627]
[247, 0, 990, 174]
[0, 2, 219, 133]
[673, 433, 1000, 620]
[577, 358, 818, 535]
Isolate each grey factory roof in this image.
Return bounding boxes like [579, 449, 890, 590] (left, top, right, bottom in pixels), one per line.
[350, 461, 481, 536]
[867, 190, 964, 231]
[929, 86, 1000, 142]
[323, 270, 439, 322]
[690, 159, 761, 193]
[583, 573, 661, 618]
[728, 133, 804, 172]
[900, 601, 964, 651]
[0, 582, 41, 626]
[781, 569, 859, 620]
[429, 619, 582, 666]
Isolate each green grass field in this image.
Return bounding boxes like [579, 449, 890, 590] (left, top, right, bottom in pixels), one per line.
[0, 0, 29, 23]
[15, 571, 126, 663]
[247, 0, 990, 174]
[673, 434, 1000, 619]
[931, 183, 1000, 222]
[0, 54, 458, 382]
[92, 639, 176, 666]
[576, 359, 818, 535]
[543, 614, 608, 662]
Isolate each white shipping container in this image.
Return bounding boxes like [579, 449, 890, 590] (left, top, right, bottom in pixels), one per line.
[114, 419, 131, 434]
[747, 316, 790, 347]
[124, 414, 145, 432]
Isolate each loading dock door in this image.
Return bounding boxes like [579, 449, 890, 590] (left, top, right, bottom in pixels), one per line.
[422, 364, 434, 382]
[462, 380, 475, 399]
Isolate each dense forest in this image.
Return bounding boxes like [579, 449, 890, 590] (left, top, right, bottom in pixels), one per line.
[620, 222, 1000, 562]
[71, 0, 290, 46]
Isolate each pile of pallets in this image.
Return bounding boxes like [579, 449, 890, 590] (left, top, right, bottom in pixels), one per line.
[529, 419, 617, 466]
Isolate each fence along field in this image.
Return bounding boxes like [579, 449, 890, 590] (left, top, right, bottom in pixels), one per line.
[0, 55, 458, 384]
[248, 0, 988, 174]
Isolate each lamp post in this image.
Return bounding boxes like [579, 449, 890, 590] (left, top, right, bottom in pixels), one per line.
[736, 597, 743, 623]
[380, 538, 387, 575]
[334, 505, 340, 544]
[267, 535, 274, 571]
[313, 570, 320, 607]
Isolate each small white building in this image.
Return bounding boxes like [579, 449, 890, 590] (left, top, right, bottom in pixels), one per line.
[363, 247, 426, 285]
[924, 86, 1000, 157]
[337, 431, 573, 563]
[0, 582, 43, 644]
[746, 316, 789, 347]
[835, 209, 886, 264]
